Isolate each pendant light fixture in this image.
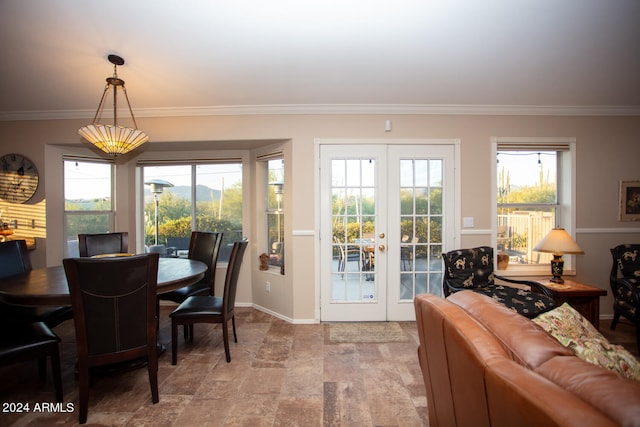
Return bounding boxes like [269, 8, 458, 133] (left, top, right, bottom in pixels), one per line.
[78, 54, 149, 156]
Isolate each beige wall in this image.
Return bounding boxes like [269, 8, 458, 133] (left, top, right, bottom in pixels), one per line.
[1, 113, 639, 322]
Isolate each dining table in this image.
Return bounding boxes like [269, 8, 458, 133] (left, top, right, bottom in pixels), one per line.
[0, 257, 207, 307]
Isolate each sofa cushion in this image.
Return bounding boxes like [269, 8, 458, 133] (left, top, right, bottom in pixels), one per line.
[533, 303, 640, 382]
[485, 359, 617, 427]
[448, 291, 573, 369]
[536, 356, 640, 426]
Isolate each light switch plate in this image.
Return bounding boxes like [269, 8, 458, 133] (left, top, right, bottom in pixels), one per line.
[463, 217, 474, 228]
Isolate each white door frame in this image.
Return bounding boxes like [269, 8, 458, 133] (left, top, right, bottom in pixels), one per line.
[314, 139, 461, 322]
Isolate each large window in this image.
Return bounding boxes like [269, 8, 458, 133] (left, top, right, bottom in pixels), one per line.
[140, 162, 243, 262]
[265, 158, 284, 272]
[494, 138, 575, 274]
[63, 159, 114, 257]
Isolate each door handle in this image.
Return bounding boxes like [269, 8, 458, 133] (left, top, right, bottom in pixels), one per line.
[378, 244, 385, 251]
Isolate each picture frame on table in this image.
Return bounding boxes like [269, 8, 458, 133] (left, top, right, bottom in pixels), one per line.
[619, 180, 640, 221]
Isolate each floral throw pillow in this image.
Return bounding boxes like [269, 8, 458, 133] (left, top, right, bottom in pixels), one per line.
[533, 303, 640, 382]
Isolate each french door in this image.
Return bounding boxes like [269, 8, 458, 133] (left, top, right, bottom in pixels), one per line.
[320, 143, 455, 321]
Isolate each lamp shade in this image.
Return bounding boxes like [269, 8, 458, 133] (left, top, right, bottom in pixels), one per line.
[533, 227, 584, 255]
[79, 124, 149, 156]
[78, 54, 148, 157]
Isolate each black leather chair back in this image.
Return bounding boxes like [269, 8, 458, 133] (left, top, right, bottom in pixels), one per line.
[223, 240, 248, 315]
[188, 231, 223, 294]
[0, 240, 32, 279]
[78, 232, 129, 257]
[63, 253, 158, 357]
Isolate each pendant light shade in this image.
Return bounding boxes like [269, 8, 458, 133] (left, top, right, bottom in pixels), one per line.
[78, 54, 149, 156]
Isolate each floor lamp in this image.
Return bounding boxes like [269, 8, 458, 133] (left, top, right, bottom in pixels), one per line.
[144, 179, 173, 245]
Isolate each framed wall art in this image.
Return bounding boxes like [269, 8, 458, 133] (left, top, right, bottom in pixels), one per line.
[619, 180, 640, 221]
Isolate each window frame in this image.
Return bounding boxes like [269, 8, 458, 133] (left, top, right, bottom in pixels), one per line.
[136, 160, 244, 263]
[491, 137, 577, 277]
[62, 157, 115, 258]
[262, 157, 285, 273]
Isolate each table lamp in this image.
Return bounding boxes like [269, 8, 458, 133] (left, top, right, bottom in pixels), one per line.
[533, 227, 584, 283]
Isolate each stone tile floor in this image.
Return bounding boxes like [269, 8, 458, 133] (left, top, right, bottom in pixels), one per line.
[0, 305, 427, 426]
[1, 305, 637, 427]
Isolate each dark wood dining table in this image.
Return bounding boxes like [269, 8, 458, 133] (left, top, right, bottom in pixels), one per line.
[0, 257, 207, 307]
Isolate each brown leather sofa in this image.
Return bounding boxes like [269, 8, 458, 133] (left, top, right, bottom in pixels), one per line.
[414, 291, 640, 427]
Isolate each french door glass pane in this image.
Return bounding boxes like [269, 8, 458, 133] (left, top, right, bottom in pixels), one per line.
[399, 159, 443, 299]
[331, 159, 377, 302]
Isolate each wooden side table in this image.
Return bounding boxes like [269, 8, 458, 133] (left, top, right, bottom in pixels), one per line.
[539, 280, 607, 330]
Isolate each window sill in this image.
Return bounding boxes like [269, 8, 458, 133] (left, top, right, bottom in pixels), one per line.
[261, 265, 285, 275]
[496, 266, 577, 279]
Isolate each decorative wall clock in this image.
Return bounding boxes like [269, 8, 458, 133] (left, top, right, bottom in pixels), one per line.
[0, 153, 40, 203]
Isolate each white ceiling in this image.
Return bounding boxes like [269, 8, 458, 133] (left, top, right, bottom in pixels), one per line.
[1, 0, 639, 120]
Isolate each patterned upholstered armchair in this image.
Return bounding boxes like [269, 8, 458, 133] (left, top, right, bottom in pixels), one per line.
[609, 244, 640, 351]
[442, 246, 555, 318]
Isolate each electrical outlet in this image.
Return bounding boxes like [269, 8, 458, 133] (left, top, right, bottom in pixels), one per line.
[265, 281, 271, 293]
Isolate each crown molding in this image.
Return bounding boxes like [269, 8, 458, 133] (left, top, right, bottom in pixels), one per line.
[2, 104, 640, 121]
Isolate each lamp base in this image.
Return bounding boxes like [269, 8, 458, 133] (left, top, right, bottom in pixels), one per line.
[549, 254, 564, 284]
[549, 275, 564, 284]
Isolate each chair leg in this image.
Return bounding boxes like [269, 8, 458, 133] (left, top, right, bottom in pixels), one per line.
[147, 354, 159, 404]
[183, 324, 189, 340]
[222, 320, 231, 363]
[38, 357, 47, 382]
[50, 347, 63, 403]
[611, 311, 621, 330]
[231, 315, 238, 343]
[78, 367, 90, 424]
[171, 320, 178, 366]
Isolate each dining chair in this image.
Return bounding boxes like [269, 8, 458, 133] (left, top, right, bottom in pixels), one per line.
[77, 232, 129, 257]
[0, 321, 63, 402]
[160, 231, 223, 301]
[63, 253, 160, 424]
[0, 240, 73, 328]
[334, 237, 364, 273]
[170, 240, 247, 364]
[159, 232, 223, 336]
